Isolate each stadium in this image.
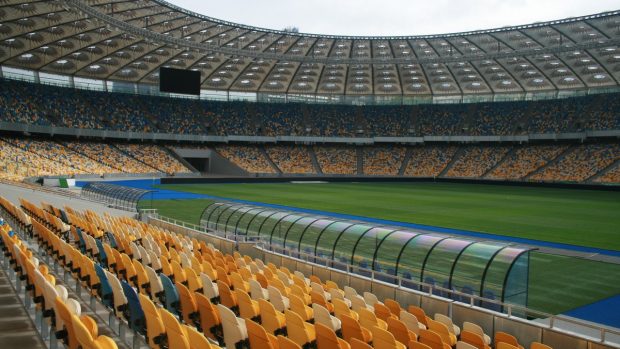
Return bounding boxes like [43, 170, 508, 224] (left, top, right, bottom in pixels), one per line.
[0, 0, 619, 349]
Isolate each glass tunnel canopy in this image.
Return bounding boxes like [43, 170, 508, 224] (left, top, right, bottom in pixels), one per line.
[200, 202, 532, 308]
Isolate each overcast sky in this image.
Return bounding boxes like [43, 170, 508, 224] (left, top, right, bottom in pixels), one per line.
[168, 0, 618, 36]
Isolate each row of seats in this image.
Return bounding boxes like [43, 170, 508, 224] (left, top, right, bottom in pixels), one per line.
[0, 205, 120, 349]
[530, 143, 620, 182]
[0, 137, 192, 181]
[2, 78, 619, 137]
[213, 143, 620, 183]
[1, 195, 555, 349]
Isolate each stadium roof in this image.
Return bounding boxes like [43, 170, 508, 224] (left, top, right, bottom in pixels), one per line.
[1, 0, 619, 96]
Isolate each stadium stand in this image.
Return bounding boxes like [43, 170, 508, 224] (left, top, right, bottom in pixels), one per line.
[214, 145, 277, 174]
[486, 145, 569, 180]
[445, 146, 512, 178]
[2, 79, 620, 137]
[265, 145, 315, 174]
[314, 146, 358, 175]
[114, 144, 191, 175]
[530, 143, 620, 182]
[0, 195, 566, 349]
[403, 146, 459, 177]
[363, 146, 407, 176]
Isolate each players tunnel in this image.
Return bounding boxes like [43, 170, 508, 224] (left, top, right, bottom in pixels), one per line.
[200, 201, 532, 310]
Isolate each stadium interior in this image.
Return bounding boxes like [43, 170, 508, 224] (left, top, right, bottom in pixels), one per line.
[0, 1, 619, 349]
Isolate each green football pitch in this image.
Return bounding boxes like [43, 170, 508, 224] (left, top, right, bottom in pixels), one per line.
[140, 182, 620, 315]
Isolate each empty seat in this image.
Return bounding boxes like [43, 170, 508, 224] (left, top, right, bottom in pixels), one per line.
[138, 294, 166, 349]
[185, 325, 219, 349]
[218, 280, 238, 313]
[358, 307, 387, 331]
[495, 332, 524, 349]
[176, 282, 200, 327]
[72, 314, 119, 349]
[349, 338, 373, 349]
[463, 322, 490, 345]
[285, 309, 316, 348]
[434, 313, 460, 336]
[427, 318, 456, 346]
[312, 303, 341, 332]
[407, 305, 429, 327]
[160, 274, 180, 315]
[145, 265, 164, 304]
[200, 273, 220, 303]
[195, 293, 223, 343]
[419, 329, 451, 349]
[160, 307, 190, 349]
[267, 285, 290, 312]
[121, 280, 146, 334]
[460, 330, 491, 349]
[249, 278, 269, 301]
[341, 314, 372, 344]
[315, 322, 350, 349]
[246, 319, 278, 349]
[399, 310, 425, 335]
[289, 294, 313, 322]
[387, 317, 417, 346]
[372, 325, 406, 349]
[217, 304, 249, 349]
[236, 289, 260, 321]
[258, 298, 286, 335]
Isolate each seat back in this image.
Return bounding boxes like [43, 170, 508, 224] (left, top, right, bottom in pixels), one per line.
[249, 279, 267, 301]
[160, 308, 190, 349]
[333, 298, 354, 320]
[358, 307, 382, 330]
[105, 270, 127, 317]
[387, 317, 416, 346]
[285, 309, 313, 347]
[184, 325, 215, 349]
[121, 280, 145, 334]
[94, 264, 113, 307]
[72, 314, 96, 349]
[55, 298, 80, 349]
[419, 329, 446, 349]
[435, 313, 457, 335]
[145, 265, 164, 300]
[200, 273, 219, 301]
[315, 322, 341, 349]
[341, 314, 369, 344]
[372, 325, 401, 349]
[362, 292, 380, 307]
[463, 322, 486, 341]
[267, 285, 288, 312]
[313, 303, 340, 331]
[408, 305, 428, 327]
[495, 332, 521, 348]
[246, 319, 276, 349]
[176, 282, 198, 326]
[216, 304, 248, 349]
[138, 294, 166, 349]
[461, 330, 487, 349]
[374, 302, 393, 322]
[258, 298, 285, 335]
[217, 279, 237, 310]
[160, 274, 180, 315]
[236, 289, 259, 320]
[384, 299, 402, 317]
[399, 310, 422, 335]
[350, 295, 370, 312]
[194, 293, 221, 342]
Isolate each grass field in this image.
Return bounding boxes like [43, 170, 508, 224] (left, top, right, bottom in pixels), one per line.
[139, 182, 620, 315]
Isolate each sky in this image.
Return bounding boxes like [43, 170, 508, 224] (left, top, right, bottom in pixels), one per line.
[168, 0, 619, 36]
